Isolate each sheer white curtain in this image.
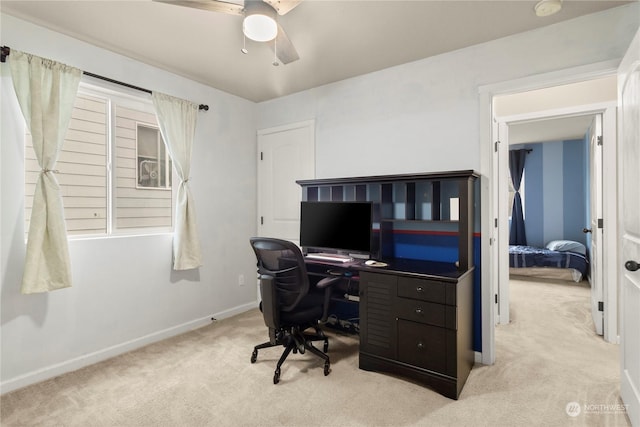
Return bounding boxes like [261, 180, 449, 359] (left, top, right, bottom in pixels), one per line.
[152, 92, 202, 270]
[9, 50, 81, 294]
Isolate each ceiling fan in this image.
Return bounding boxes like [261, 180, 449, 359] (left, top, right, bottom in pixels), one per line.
[154, 0, 301, 65]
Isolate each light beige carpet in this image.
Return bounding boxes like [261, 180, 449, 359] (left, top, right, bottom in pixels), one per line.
[1, 278, 629, 426]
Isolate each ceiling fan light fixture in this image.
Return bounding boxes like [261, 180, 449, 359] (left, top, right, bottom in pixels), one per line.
[534, 0, 562, 17]
[243, 2, 278, 42]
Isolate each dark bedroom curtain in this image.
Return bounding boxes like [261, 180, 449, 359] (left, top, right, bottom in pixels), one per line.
[509, 149, 527, 246]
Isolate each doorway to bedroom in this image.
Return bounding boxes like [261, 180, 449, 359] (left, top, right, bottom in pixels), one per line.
[493, 75, 618, 342]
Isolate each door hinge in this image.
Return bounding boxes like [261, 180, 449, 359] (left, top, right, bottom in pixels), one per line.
[495, 294, 498, 304]
[260, 216, 264, 225]
[597, 136, 603, 146]
[598, 301, 604, 312]
[260, 152, 263, 160]
[598, 218, 603, 229]
[494, 141, 500, 152]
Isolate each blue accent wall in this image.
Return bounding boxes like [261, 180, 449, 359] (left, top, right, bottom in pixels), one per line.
[563, 139, 587, 243]
[514, 138, 587, 248]
[523, 145, 544, 247]
[543, 142, 564, 244]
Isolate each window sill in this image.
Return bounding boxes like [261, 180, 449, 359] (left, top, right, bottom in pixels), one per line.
[68, 231, 173, 241]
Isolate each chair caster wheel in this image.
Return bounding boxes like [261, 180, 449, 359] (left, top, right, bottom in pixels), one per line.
[274, 368, 281, 384]
[251, 349, 257, 363]
[323, 340, 329, 353]
[324, 361, 331, 376]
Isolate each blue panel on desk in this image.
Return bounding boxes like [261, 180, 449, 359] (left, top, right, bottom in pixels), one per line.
[392, 231, 459, 263]
[473, 235, 481, 352]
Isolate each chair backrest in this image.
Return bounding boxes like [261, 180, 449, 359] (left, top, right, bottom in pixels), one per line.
[249, 237, 310, 313]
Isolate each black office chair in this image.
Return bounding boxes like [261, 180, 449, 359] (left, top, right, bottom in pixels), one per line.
[249, 237, 341, 384]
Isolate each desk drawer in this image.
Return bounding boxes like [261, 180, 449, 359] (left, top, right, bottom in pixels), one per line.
[397, 277, 447, 304]
[397, 319, 447, 374]
[395, 298, 446, 328]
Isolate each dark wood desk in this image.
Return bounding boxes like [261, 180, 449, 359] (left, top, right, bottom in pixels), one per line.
[305, 257, 474, 400]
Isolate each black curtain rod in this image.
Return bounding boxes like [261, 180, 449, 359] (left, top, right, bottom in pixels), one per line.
[1, 46, 209, 111]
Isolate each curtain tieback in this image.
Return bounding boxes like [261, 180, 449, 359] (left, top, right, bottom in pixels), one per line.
[41, 169, 60, 174]
[183, 178, 190, 183]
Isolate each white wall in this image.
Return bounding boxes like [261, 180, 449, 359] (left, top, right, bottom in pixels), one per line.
[256, 4, 638, 180]
[1, 14, 258, 392]
[493, 75, 617, 117]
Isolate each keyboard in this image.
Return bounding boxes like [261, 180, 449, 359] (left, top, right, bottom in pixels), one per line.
[305, 253, 353, 263]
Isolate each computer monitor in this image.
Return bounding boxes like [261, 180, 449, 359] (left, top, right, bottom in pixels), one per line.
[299, 201, 373, 255]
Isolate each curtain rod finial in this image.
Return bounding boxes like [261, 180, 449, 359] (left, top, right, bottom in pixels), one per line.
[1, 46, 10, 63]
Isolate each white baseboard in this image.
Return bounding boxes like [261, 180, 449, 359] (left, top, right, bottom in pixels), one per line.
[0, 301, 258, 395]
[214, 301, 257, 320]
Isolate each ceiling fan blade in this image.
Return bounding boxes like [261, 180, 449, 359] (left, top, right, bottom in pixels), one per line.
[263, 0, 302, 15]
[153, 0, 244, 16]
[271, 23, 299, 64]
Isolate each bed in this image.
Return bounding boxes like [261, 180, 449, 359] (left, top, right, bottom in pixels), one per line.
[509, 240, 589, 282]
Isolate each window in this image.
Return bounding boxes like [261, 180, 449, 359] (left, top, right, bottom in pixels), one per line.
[136, 124, 171, 189]
[24, 84, 174, 237]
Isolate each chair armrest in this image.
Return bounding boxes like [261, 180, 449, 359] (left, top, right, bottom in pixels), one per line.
[316, 276, 343, 322]
[316, 276, 342, 289]
[259, 274, 279, 332]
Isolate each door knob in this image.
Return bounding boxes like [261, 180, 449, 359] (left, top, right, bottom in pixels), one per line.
[625, 260, 640, 272]
[583, 228, 592, 234]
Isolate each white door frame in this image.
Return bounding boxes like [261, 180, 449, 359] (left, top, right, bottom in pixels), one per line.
[478, 59, 620, 365]
[495, 104, 617, 343]
[589, 113, 605, 336]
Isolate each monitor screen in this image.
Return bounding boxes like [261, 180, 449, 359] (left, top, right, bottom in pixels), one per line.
[299, 201, 373, 254]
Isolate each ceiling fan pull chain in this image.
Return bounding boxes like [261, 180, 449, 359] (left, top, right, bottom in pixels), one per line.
[241, 33, 248, 55]
[273, 36, 279, 66]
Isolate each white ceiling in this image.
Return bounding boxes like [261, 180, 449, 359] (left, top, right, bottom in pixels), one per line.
[1, 0, 631, 102]
[509, 114, 595, 145]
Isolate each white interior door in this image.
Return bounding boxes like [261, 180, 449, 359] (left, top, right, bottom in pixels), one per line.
[588, 114, 604, 335]
[257, 120, 315, 242]
[618, 28, 640, 427]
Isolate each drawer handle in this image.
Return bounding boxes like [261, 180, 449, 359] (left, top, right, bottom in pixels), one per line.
[416, 286, 424, 293]
[415, 307, 423, 315]
[417, 342, 425, 350]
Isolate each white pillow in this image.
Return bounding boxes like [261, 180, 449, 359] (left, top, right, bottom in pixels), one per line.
[546, 240, 586, 255]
